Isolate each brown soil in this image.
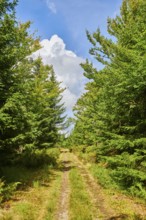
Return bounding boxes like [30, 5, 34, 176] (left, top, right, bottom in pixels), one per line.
[55, 151, 71, 220]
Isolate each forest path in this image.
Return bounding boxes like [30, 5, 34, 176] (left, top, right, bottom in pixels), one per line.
[1, 150, 146, 220]
[56, 151, 146, 220]
[56, 151, 116, 220]
[54, 150, 71, 220]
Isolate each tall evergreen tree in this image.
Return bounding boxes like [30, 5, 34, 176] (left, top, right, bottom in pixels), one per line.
[0, 1, 66, 164]
[0, 0, 39, 155]
[30, 58, 66, 149]
[71, 0, 146, 199]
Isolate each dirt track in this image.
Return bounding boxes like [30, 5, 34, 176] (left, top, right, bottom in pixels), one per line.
[54, 151, 146, 220]
[55, 152, 70, 220]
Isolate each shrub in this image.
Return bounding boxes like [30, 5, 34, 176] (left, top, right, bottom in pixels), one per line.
[20, 148, 60, 168]
[89, 164, 118, 190]
[0, 179, 5, 203]
[0, 179, 20, 203]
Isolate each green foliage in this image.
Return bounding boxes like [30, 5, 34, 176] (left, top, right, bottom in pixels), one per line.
[0, 179, 5, 203]
[32, 180, 40, 188]
[0, 153, 59, 204]
[1, 164, 51, 187]
[0, 1, 65, 167]
[0, 1, 66, 205]
[89, 164, 118, 190]
[19, 148, 60, 168]
[0, 178, 20, 203]
[47, 148, 60, 161]
[70, 0, 146, 200]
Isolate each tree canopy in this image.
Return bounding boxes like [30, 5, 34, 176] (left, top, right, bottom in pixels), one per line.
[0, 0, 66, 164]
[70, 0, 146, 200]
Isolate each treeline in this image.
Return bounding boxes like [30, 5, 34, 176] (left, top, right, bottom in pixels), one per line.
[69, 0, 146, 200]
[0, 0, 65, 166]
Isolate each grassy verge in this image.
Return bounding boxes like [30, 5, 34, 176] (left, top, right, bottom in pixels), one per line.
[0, 148, 63, 220]
[45, 172, 62, 220]
[72, 148, 146, 219]
[0, 148, 60, 202]
[88, 164, 146, 220]
[89, 163, 118, 190]
[0, 167, 62, 220]
[69, 168, 93, 220]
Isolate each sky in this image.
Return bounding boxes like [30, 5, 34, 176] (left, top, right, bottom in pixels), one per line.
[16, 0, 123, 118]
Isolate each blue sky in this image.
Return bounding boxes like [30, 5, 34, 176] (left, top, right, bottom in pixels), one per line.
[16, 0, 122, 58]
[16, 0, 123, 121]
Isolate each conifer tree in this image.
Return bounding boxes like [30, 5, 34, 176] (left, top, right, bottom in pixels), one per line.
[30, 58, 66, 149]
[0, 1, 66, 164]
[0, 0, 38, 155]
[71, 0, 146, 199]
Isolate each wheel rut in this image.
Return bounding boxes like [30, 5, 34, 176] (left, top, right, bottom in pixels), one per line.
[55, 151, 71, 220]
[56, 151, 116, 220]
[72, 154, 116, 220]
[54, 151, 146, 220]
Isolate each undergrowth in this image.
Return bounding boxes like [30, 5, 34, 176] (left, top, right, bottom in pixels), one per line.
[0, 168, 62, 220]
[0, 148, 60, 204]
[74, 145, 146, 202]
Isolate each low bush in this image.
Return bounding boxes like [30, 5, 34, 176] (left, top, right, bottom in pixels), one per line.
[74, 145, 97, 163]
[19, 148, 60, 168]
[0, 179, 4, 203]
[89, 164, 118, 190]
[0, 178, 20, 203]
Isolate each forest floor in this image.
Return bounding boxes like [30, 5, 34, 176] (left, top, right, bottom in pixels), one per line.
[0, 150, 146, 220]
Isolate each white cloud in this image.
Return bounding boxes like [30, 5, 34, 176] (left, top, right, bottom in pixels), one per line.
[46, 0, 57, 14]
[32, 35, 85, 116]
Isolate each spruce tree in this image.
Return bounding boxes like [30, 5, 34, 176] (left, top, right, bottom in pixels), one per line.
[71, 0, 146, 199]
[0, 1, 66, 164]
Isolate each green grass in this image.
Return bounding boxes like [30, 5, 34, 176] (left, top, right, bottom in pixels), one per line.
[0, 148, 60, 203]
[88, 164, 146, 220]
[45, 173, 62, 220]
[0, 148, 63, 220]
[89, 163, 118, 189]
[69, 168, 93, 220]
[0, 168, 62, 220]
[13, 202, 36, 220]
[0, 164, 54, 193]
[0, 203, 35, 220]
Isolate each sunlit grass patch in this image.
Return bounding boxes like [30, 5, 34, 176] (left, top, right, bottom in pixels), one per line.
[0, 165, 62, 220]
[88, 164, 146, 220]
[14, 202, 35, 220]
[45, 173, 62, 220]
[69, 168, 93, 220]
[0, 148, 60, 204]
